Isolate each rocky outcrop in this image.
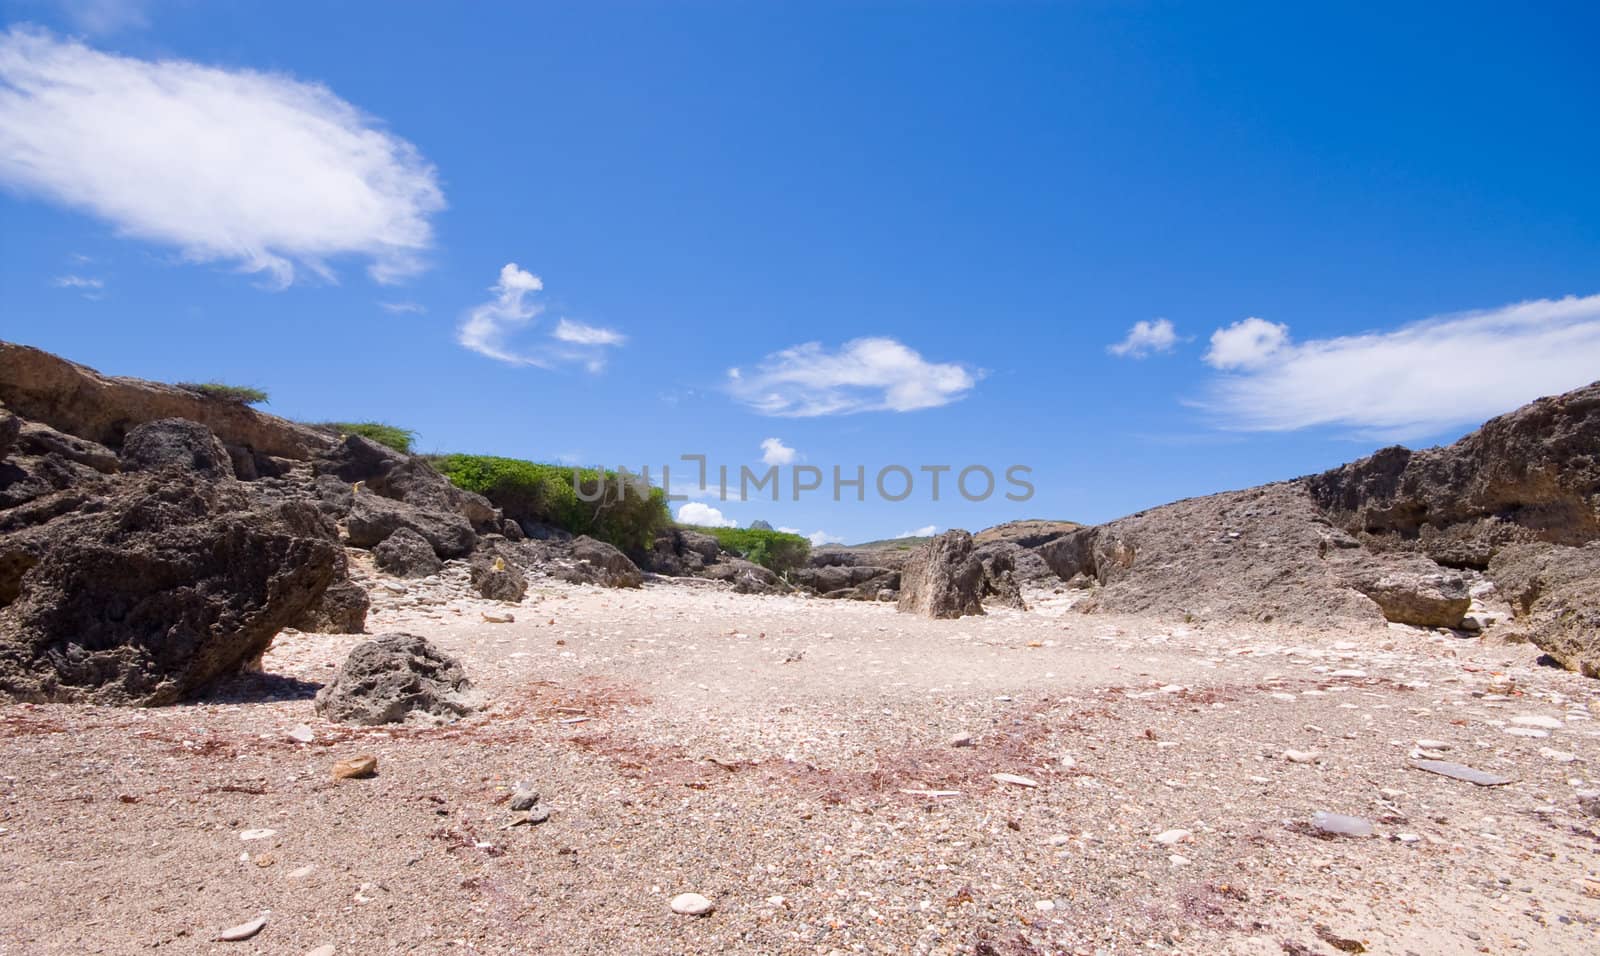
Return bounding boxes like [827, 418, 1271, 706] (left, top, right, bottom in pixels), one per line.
[0, 341, 332, 461]
[1489, 542, 1600, 676]
[639, 528, 721, 576]
[0, 473, 342, 704]
[897, 530, 995, 619]
[0, 407, 18, 460]
[1306, 381, 1600, 566]
[119, 418, 235, 479]
[373, 526, 443, 578]
[1343, 562, 1469, 628]
[345, 492, 476, 558]
[315, 436, 499, 531]
[313, 633, 475, 725]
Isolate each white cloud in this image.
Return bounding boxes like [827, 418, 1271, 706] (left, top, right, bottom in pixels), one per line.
[1204, 317, 1290, 369]
[380, 301, 426, 315]
[553, 318, 625, 346]
[759, 437, 797, 466]
[806, 530, 845, 547]
[1108, 318, 1177, 358]
[0, 28, 443, 288]
[1197, 293, 1600, 439]
[676, 502, 737, 528]
[51, 274, 102, 289]
[457, 264, 626, 372]
[728, 337, 979, 416]
[898, 525, 938, 538]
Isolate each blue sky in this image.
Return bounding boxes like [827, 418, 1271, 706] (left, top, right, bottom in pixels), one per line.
[2, 1, 1598, 544]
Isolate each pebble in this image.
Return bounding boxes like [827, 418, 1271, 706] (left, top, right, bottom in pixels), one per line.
[1416, 739, 1450, 750]
[948, 733, 975, 748]
[991, 773, 1040, 788]
[1411, 759, 1513, 787]
[482, 612, 515, 624]
[510, 783, 541, 811]
[238, 828, 276, 841]
[1539, 747, 1576, 763]
[1397, 832, 1421, 844]
[1034, 899, 1055, 911]
[331, 755, 378, 780]
[1168, 853, 1191, 866]
[669, 893, 715, 916]
[1312, 811, 1374, 838]
[1153, 828, 1191, 845]
[524, 807, 551, 825]
[1504, 727, 1549, 739]
[1329, 669, 1367, 678]
[286, 725, 315, 744]
[216, 913, 268, 942]
[1283, 749, 1320, 764]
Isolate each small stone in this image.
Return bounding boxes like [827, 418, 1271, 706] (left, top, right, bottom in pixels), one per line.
[382, 582, 407, 594]
[524, 807, 551, 825]
[238, 828, 276, 841]
[287, 865, 316, 879]
[1046, 834, 1073, 846]
[670, 892, 714, 916]
[1415, 739, 1450, 751]
[1511, 715, 1563, 730]
[1329, 669, 1367, 678]
[1034, 899, 1055, 911]
[1504, 727, 1549, 739]
[1312, 811, 1374, 838]
[991, 773, 1040, 788]
[1539, 747, 1577, 763]
[286, 724, 315, 744]
[1411, 759, 1513, 787]
[482, 611, 515, 624]
[509, 785, 540, 811]
[1397, 832, 1421, 844]
[1284, 749, 1320, 764]
[216, 914, 268, 942]
[948, 733, 975, 748]
[331, 755, 378, 780]
[1153, 828, 1191, 845]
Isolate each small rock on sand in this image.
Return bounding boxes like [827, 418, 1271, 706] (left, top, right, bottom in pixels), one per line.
[1284, 749, 1320, 764]
[332, 755, 378, 780]
[1312, 812, 1374, 838]
[216, 913, 268, 941]
[991, 773, 1040, 788]
[1153, 828, 1191, 845]
[670, 893, 715, 916]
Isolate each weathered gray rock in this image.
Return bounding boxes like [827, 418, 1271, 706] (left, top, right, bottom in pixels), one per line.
[1344, 563, 1470, 628]
[0, 474, 341, 704]
[0, 407, 18, 460]
[315, 436, 499, 530]
[372, 526, 443, 578]
[1489, 542, 1600, 677]
[470, 552, 527, 602]
[345, 492, 475, 558]
[290, 572, 369, 634]
[314, 632, 474, 725]
[119, 418, 235, 479]
[897, 530, 988, 619]
[555, 535, 643, 588]
[16, 421, 119, 474]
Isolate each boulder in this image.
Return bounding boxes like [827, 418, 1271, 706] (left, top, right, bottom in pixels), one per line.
[1344, 563, 1470, 628]
[291, 578, 370, 634]
[1489, 542, 1600, 677]
[470, 552, 528, 602]
[373, 526, 443, 578]
[699, 556, 789, 595]
[638, 528, 721, 576]
[313, 632, 474, 725]
[0, 444, 109, 510]
[16, 421, 119, 474]
[554, 535, 644, 589]
[315, 436, 499, 530]
[0, 340, 332, 459]
[119, 418, 235, 479]
[0, 474, 342, 705]
[345, 492, 476, 558]
[897, 530, 988, 619]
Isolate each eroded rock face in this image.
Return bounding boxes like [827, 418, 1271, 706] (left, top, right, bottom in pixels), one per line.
[0, 474, 341, 704]
[314, 632, 474, 725]
[897, 530, 989, 619]
[1490, 542, 1600, 677]
[315, 436, 498, 531]
[373, 526, 443, 578]
[0, 408, 21, 460]
[120, 418, 235, 479]
[0, 340, 332, 460]
[345, 492, 476, 558]
[554, 535, 644, 589]
[1305, 380, 1600, 566]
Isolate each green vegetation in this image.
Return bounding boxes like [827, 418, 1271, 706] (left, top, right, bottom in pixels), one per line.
[177, 382, 269, 405]
[319, 422, 417, 454]
[685, 525, 811, 574]
[432, 454, 669, 552]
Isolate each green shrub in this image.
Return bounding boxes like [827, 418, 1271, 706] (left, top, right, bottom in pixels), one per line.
[432, 454, 670, 552]
[177, 382, 269, 405]
[319, 422, 416, 454]
[686, 525, 811, 574]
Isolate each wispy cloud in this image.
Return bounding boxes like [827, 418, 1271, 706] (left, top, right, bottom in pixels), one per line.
[380, 301, 426, 315]
[728, 337, 979, 417]
[897, 524, 938, 538]
[51, 274, 102, 289]
[1108, 318, 1177, 358]
[456, 263, 627, 372]
[676, 502, 737, 528]
[1196, 294, 1600, 439]
[760, 437, 797, 466]
[0, 28, 443, 288]
[55, 0, 151, 35]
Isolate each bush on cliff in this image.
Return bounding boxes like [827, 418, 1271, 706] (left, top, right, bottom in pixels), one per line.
[431, 454, 669, 552]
